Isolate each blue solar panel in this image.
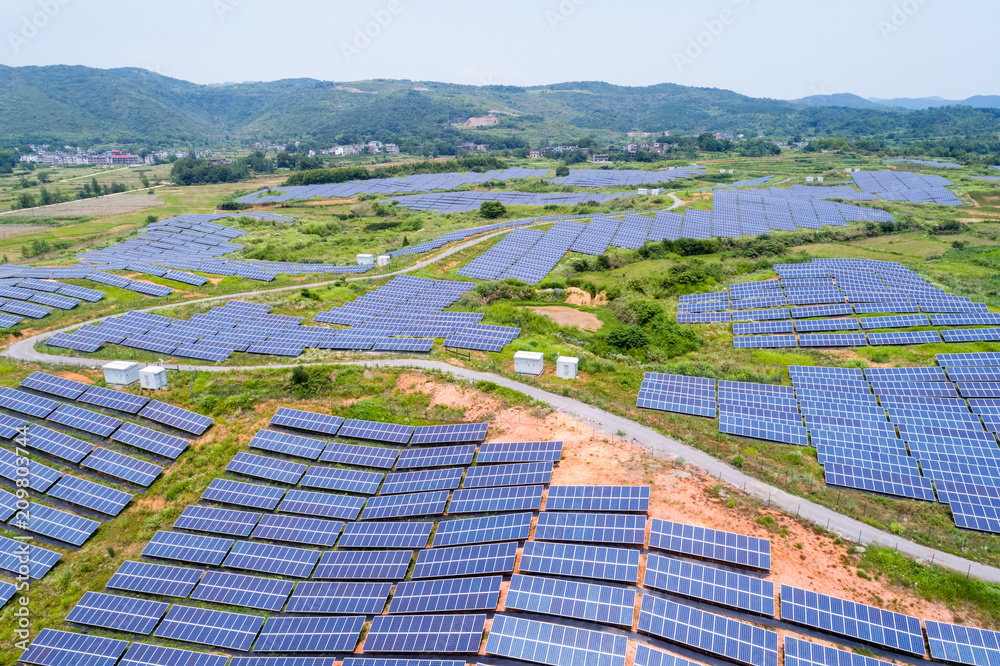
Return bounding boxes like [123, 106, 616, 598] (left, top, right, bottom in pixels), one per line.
[47, 403, 122, 437]
[227, 451, 307, 484]
[19, 629, 128, 666]
[17, 423, 94, 463]
[201, 477, 284, 509]
[248, 429, 326, 460]
[476, 441, 563, 463]
[487, 614, 627, 666]
[154, 605, 265, 651]
[926, 620, 1000, 666]
[645, 553, 775, 615]
[338, 418, 414, 443]
[397, 444, 477, 469]
[140, 400, 213, 435]
[174, 504, 261, 537]
[285, 581, 392, 614]
[279, 489, 365, 520]
[106, 560, 202, 598]
[0, 534, 60, 579]
[634, 644, 703, 666]
[780, 584, 924, 654]
[111, 422, 189, 459]
[649, 518, 771, 570]
[410, 423, 489, 444]
[448, 485, 543, 513]
[142, 530, 234, 566]
[534, 512, 645, 544]
[319, 441, 399, 468]
[432, 513, 532, 547]
[546, 485, 649, 512]
[505, 573, 636, 626]
[462, 461, 552, 487]
[381, 467, 465, 494]
[365, 614, 485, 653]
[252, 513, 344, 547]
[339, 520, 432, 548]
[20, 371, 89, 398]
[0, 387, 59, 417]
[299, 465, 382, 494]
[361, 490, 448, 520]
[119, 643, 228, 666]
[638, 594, 778, 666]
[313, 549, 413, 580]
[389, 576, 501, 613]
[12, 502, 99, 546]
[222, 539, 320, 578]
[0, 447, 61, 491]
[190, 570, 294, 611]
[66, 591, 168, 634]
[412, 541, 518, 578]
[47, 474, 133, 516]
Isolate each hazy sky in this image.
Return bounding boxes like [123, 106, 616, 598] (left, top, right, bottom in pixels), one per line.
[2, 0, 993, 100]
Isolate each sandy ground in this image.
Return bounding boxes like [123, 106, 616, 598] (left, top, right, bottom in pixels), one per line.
[565, 286, 608, 306]
[530, 306, 603, 331]
[388, 374, 968, 634]
[1, 191, 164, 217]
[57, 371, 92, 384]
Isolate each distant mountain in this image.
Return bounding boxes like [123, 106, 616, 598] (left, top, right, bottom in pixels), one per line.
[3, 64, 1000, 146]
[792, 94, 884, 109]
[794, 93, 1000, 111]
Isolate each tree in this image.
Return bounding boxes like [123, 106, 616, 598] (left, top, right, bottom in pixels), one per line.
[15, 192, 36, 209]
[555, 164, 570, 177]
[479, 200, 506, 219]
[290, 366, 309, 386]
[91, 177, 102, 197]
[402, 235, 409, 247]
[607, 325, 649, 350]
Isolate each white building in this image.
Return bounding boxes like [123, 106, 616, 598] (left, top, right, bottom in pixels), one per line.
[139, 366, 168, 390]
[556, 356, 578, 379]
[513, 351, 544, 376]
[104, 361, 139, 386]
[356, 254, 375, 266]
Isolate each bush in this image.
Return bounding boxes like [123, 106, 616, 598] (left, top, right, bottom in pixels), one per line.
[480, 200, 506, 219]
[555, 164, 570, 177]
[606, 325, 649, 350]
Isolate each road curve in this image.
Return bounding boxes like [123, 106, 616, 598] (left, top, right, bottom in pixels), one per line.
[5, 210, 999, 583]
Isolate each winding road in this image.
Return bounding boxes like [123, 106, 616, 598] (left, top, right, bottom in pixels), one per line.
[4, 208, 999, 584]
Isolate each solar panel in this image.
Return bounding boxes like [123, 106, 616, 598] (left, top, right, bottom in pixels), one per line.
[462, 461, 552, 488]
[47, 475, 133, 516]
[119, 643, 228, 666]
[66, 591, 168, 634]
[433, 512, 532, 547]
[412, 541, 518, 578]
[649, 518, 771, 570]
[486, 614, 627, 666]
[314, 439, 399, 470]
[448, 485, 544, 513]
[252, 513, 344, 547]
[634, 644, 703, 666]
[174, 504, 260, 537]
[17, 423, 94, 463]
[247, 429, 326, 460]
[142, 530, 234, 566]
[0, 536, 55, 583]
[0, 387, 59, 417]
[397, 444, 477, 469]
[297, 465, 382, 494]
[410, 422, 489, 444]
[361, 490, 449, 519]
[111, 422, 189, 459]
[780, 584, 924, 654]
[365, 614, 485, 653]
[645, 553, 775, 615]
[223, 539, 320, 578]
[154, 604, 265, 651]
[534, 512, 645, 544]
[926, 620, 1000, 666]
[825, 462, 936, 501]
[339, 520, 432, 548]
[0, 446, 61, 491]
[279, 489, 366, 520]
[47, 403, 123, 437]
[476, 441, 563, 463]
[201, 477, 284, 509]
[190, 570, 294, 611]
[313, 549, 413, 580]
[338, 418, 414, 443]
[508, 573, 637, 626]
[139, 400, 213, 435]
[285, 580, 392, 614]
[11, 502, 99, 546]
[638, 594, 778, 666]
[20, 371, 89, 398]
[19, 629, 128, 666]
[106, 560, 202, 597]
[381, 467, 465, 494]
[546, 486, 649, 512]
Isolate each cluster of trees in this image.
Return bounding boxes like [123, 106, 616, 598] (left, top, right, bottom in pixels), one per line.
[283, 156, 505, 187]
[275, 151, 323, 171]
[169, 151, 273, 186]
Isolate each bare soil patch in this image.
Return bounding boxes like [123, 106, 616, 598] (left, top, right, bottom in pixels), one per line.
[564, 287, 608, 306]
[530, 306, 602, 331]
[58, 372, 92, 384]
[0, 191, 164, 217]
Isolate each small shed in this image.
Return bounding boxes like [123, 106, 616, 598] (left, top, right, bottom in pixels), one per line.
[557, 356, 578, 379]
[356, 254, 375, 266]
[104, 361, 139, 386]
[377, 255, 391, 267]
[513, 351, 544, 376]
[139, 366, 168, 390]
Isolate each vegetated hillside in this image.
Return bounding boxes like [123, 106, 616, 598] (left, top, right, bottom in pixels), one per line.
[3, 64, 1000, 146]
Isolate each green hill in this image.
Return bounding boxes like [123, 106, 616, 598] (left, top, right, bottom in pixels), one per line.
[3, 65, 1000, 146]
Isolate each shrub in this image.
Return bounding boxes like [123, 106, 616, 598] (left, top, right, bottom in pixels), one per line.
[480, 200, 506, 219]
[606, 325, 649, 350]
